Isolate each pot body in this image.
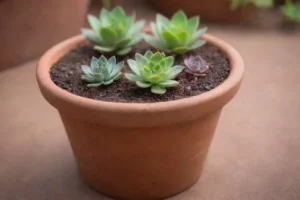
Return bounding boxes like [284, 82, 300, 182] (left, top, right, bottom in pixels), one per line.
[60, 109, 221, 200]
[36, 33, 244, 200]
[0, 0, 89, 69]
[149, 0, 253, 23]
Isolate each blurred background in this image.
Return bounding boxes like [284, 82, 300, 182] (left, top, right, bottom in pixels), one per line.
[1, 0, 300, 200]
[0, 0, 299, 68]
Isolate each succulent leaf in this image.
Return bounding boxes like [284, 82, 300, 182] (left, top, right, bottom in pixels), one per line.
[103, 79, 114, 85]
[158, 80, 179, 87]
[156, 14, 170, 28]
[190, 27, 207, 44]
[99, 8, 110, 25]
[91, 57, 99, 71]
[187, 16, 199, 34]
[127, 21, 145, 37]
[144, 50, 153, 60]
[111, 7, 126, 18]
[164, 56, 174, 68]
[126, 35, 143, 47]
[167, 65, 185, 80]
[151, 85, 166, 94]
[126, 15, 135, 28]
[150, 22, 161, 38]
[81, 29, 103, 45]
[172, 47, 189, 54]
[94, 45, 115, 52]
[116, 47, 132, 56]
[107, 56, 116, 73]
[111, 61, 124, 77]
[188, 40, 206, 49]
[81, 65, 92, 74]
[125, 73, 141, 82]
[171, 10, 187, 27]
[135, 53, 148, 67]
[87, 15, 101, 33]
[127, 59, 140, 76]
[143, 35, 168, 50]
[136, 81, 152, 88]
[87, 83, 102, 87]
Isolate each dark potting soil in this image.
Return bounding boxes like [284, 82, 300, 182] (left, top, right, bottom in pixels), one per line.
[50, 42, 230, 103]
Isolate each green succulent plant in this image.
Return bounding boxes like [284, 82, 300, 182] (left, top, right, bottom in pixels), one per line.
[125, 51, 184, 94]
[81, 56, 124, 87]
[143, 11, 207, 54]
[230, 0, 274, 10]
[81, 7, 145, 55]
[281, 0, 300, 23]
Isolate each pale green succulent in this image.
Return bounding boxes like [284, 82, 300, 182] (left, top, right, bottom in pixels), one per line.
[125, 51, 184, 94]
[144, 11, 207, 54]
[81, 7, 145, 55]
[81, 56, 123, 87]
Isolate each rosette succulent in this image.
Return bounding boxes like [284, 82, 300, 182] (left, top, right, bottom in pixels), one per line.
[230, 0, 273, 10]
[81, 56, 124, 87]
[144, 10, 207, 54]
[81, 7, 145, 55]
[125, 51, 184, 94]
[184, 56, 209, 76]
[281, 0, 300, 23]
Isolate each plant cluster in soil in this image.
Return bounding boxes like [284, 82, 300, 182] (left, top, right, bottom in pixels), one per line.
[50, 42, 230, 103]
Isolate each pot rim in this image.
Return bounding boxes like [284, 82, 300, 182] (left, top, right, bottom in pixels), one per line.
[36, 33, 244, 115]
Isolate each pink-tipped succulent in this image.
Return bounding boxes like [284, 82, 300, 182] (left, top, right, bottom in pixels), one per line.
[184, 55, 209, 76]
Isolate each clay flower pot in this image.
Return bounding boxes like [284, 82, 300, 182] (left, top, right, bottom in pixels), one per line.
[0, 0, 89, 69]
[36, 32, 244, 199]
[148, 0, 254, 23]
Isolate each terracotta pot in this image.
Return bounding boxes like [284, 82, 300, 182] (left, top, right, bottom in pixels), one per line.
[0, 0, 89, 69]
[148, 0, 254, 23]
[36, 31, 244, 199]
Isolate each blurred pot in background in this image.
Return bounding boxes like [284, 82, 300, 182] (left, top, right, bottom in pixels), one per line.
[0, 0, 89, 69]
[148, 0, 254, 23]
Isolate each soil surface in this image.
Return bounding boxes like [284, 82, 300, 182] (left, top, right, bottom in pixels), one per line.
[50, 42, 230, 103]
